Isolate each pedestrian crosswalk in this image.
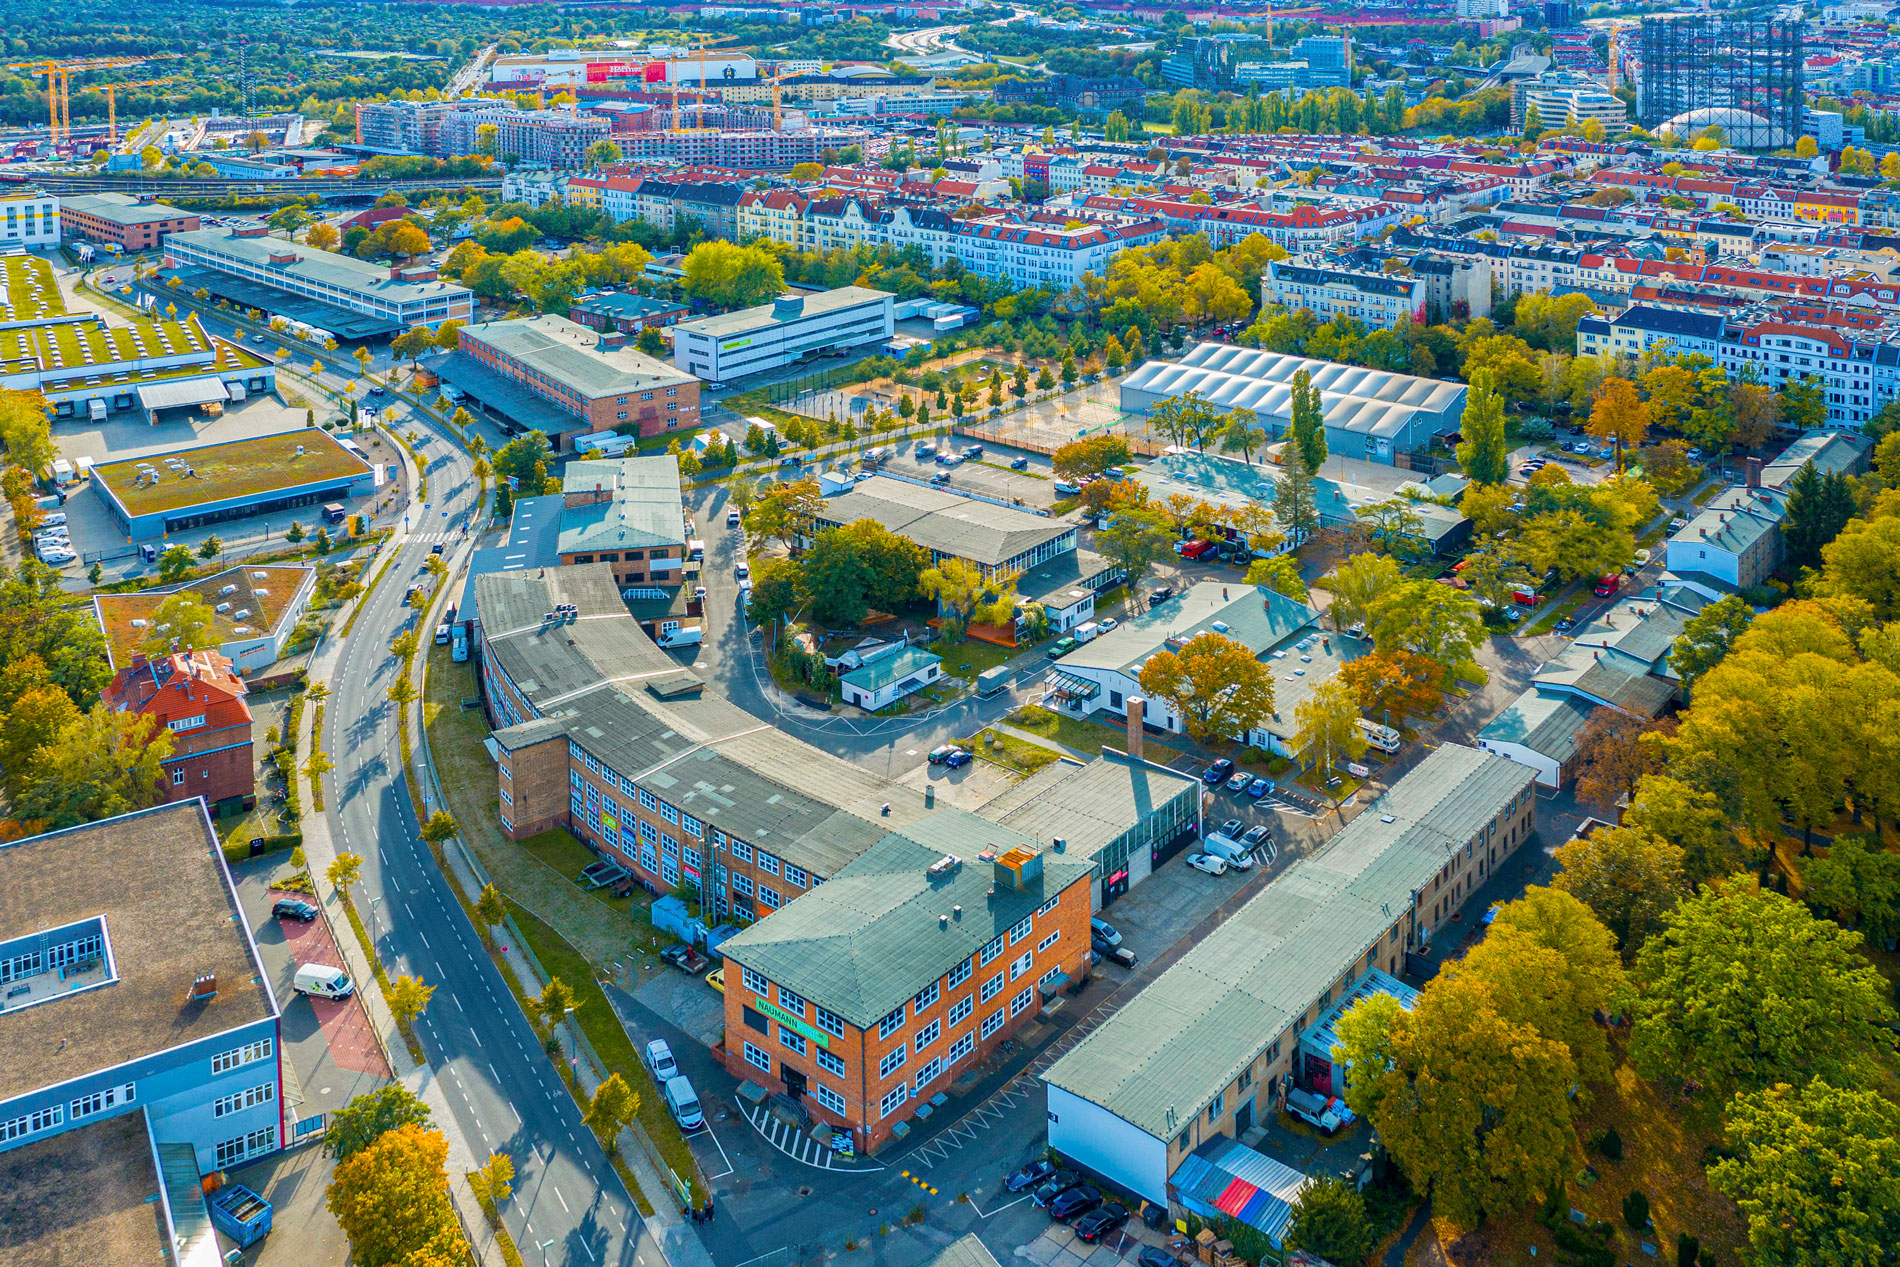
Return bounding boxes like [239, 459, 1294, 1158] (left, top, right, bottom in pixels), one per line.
[740, 1101, 878, 1171]
[405, 531, 459, 545]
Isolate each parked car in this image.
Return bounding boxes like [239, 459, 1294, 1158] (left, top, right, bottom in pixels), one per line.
[964, 444, 984, 459]
[704, 967, 724, 993]
[1285, 1087, 1355, 1136]
[916, 443, 937, 459]
[929, 471, 952, 485]
[1090, 917, 1122, 948]
[272, 898, 318, 922]
[1097, 617, 1118, 632]
[1217, 818, 1244, 839]
[1006, 1159, 1058, 1193]
[1046, 636, 1078, 658]
[1593, 572, 1621, 598]
[1010, 456, 1030, 470]
[1149, 586, 1174, 605]
[1225, 771, 1253, 793]
[1031, 1171, 1082, 1208]
[1074, 1203, 1130, 1242]
[1139, 1248, 1179, 1267]
[734, 562, 750, 580]
[1241, 824, 1273, 848]
[1203, 758, 1235, 785]
[1050, 1185, 1105, 1223]
[942, 749, 972, 769]
[660, 943, 709, 974]
[1052, 479, 1080, 495]
[928, 744, 965, 765]
[1186, 852, 1229, 876]
[1246, 777, 1272, 799]
[1670, 517, 1689, 530]
[643, 1038, 679, 1082]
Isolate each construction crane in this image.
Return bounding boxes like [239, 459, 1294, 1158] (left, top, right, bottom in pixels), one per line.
[99, 77, 179, 145]
[668, 34, 740, 135]
[1, 54, 179, 143]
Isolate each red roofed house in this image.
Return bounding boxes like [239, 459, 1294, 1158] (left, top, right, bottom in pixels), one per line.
[103, 650, 255, 813]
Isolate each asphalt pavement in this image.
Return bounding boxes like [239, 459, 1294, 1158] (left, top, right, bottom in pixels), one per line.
[299, 364, 660, 1267]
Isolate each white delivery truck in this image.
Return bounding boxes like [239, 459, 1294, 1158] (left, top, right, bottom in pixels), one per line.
[293, 964, 355, 1000]
[1071, 621, 1102, 644]
[51, 458, 74, 486]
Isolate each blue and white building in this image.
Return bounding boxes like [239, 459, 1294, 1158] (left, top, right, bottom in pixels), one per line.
[0, 801, 283, 1181]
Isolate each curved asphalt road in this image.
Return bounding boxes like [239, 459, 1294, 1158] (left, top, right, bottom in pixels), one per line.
[256, 338, 658, 1267]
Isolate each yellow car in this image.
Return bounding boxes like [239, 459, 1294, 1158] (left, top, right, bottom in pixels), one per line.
[704, 967, 724, 994]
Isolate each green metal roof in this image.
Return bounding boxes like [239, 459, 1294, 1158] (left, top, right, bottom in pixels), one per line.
[839, 644, 940, 693]
[1040, 744, 1534, 1140]
[718, 809, 1096, 1030]
[976, 752, 1199, 869]
[557, 456, 685, 556]
[1061, 581, 1318, 675]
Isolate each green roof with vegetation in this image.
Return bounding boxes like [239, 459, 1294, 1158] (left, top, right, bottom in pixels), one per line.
[94, 428, 371, 517]
[0, 256, 66, 324]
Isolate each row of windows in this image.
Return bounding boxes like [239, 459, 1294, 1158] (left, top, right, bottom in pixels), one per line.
[215, 1126, 277, 1168]
[0, 1105, 63, 1142]
[71, 1083, 135, 1120]
[213, 1081, 276, 1118]
[212, 1037, 273, 1075]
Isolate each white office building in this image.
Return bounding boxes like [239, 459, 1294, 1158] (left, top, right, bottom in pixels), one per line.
[671, 286, 893, 385]
[0, 188, 59, 249]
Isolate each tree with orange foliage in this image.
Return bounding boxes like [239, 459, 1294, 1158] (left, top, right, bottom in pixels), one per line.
[1339, 649, 1445, 729]
[1585, 377, 1649, 471]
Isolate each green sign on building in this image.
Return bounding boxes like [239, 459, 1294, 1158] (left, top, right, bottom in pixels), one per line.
[757, 996, 830, 1048]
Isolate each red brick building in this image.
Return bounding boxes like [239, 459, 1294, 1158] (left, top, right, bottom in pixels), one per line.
[456, 314, 701, 446]
[61, 193, 200, 252]
[102, 651, 255, 813]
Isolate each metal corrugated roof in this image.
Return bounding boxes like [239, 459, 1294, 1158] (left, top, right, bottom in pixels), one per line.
[1172, 1137, 1313, 1245]
[816, 476, 1073, 569]
[977, 753, 1199, 868]
[1062, 581, 1318, 675]
[1040, 744, 1535, 1139]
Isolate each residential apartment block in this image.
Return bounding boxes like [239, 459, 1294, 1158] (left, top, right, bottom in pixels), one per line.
[1261, 256, 1428, 330]
[442, 107, 611, 169]
[1043, 744, 1538, 1205]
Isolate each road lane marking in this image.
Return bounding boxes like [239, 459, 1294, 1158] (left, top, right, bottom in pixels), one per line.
[553, 1187, 570, 1213]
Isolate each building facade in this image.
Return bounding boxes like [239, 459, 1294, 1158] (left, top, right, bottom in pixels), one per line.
[1261, 257, 1427, 329]
[102, 651, 255, 813]
[0, 188, 60, 249]
[457, 314, 701, 441]
[60, 193, 198, 251]
[442, 107, 612, 169]
[671, 287, 894, 384]
[163, 224, 473, 332]
[720, 831, 1095, 1154]
[1042, 745, 1538, 1205]
[0, 802, 284, 1177]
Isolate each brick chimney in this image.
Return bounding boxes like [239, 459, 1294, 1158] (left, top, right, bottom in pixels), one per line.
[1126, 695, 1145, 761]
[1745, 457, 1762, 489]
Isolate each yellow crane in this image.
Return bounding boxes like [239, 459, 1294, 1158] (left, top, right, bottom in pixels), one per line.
[99, 77, 180, 145]
[2, 54, 179, 143]
[668, 34, 740, 136]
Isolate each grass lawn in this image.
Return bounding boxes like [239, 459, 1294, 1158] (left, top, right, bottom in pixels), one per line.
[503, 899, 706, 1207]
[1527, 587, 1591, 636]
[517, 828, 646, 920]
[1692, 479, 1725, 506]
[1007, 704, 1182, 764]
[961, 727, 1062, 774]
[933, 635, 1017, 680]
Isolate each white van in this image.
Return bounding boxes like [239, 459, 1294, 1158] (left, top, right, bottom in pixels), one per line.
[663, 1075, 705, 1132]
[1071, 621, 1102, 644]
[1201, 833, 1255, 870]
[293, 964, 355, 1000]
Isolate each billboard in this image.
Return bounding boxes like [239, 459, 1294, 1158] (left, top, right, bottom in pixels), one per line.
[584, 61, 642, 83]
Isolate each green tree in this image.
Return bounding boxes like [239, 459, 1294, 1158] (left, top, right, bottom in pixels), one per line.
[1367, 581, 1485, 674]
[1780, 375, 1828, 432]
[1272, 446, 1321, 545]
[327, 851, 363, 890]
[1781, 460, 1857, 572]
[537, 976, 579, 1034]
[0, 387, 56, 477]
[839, 518, 928, 612]
[1219, 409, 1268, 466]
[1147, 390, 1224, 452]
[14, 705, 173, 829]
[746, 557, 803, 625]
[1288, 369, 1328, 471]
[1454, 369, 1510, 484]
[586, 138, 624, 167]
[0, 564, 111, 706]
[1628, 886, 1895, 1097]
[475, 883, 508, 929]
[1292, 678, 1369, 784]
[326, 1124, 468, 1267]
[1553, 824, 1689, 960]
[1243, 554, 1307, 601]
[1095, 502, 1174, 594]
[1671, 594, 1753, 690]
[1325, 553, 1402, 633]
[1052, 434, 1132, 481]
[1708, 1078, 1900, 1267]
[1802, 834, 1900, 948]
[680, 240, 785, 311]
[142, 593, 219, 658]
[1286, 1179, 1377, 1267]
[158, 544, 196, 582]
[325, 1084, 434, 1160]
[1333, 970, 1576, 1229]
[467, 1150, 515, 1208]
[919, 558, 998, 637]
[583, 1072, 640, 1153]
[198, 535, 222, 560]
[1463, 887, 1625, 1086]
[1137, 631, 1277, 745]
[800, 527, 876, 626]
[746, 478, 826, 552]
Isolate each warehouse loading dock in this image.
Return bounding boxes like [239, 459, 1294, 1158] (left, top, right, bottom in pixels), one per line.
[137, 377, 229, 423]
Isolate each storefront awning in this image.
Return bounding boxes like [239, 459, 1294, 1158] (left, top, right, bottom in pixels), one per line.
[137, 378, 229, 412]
